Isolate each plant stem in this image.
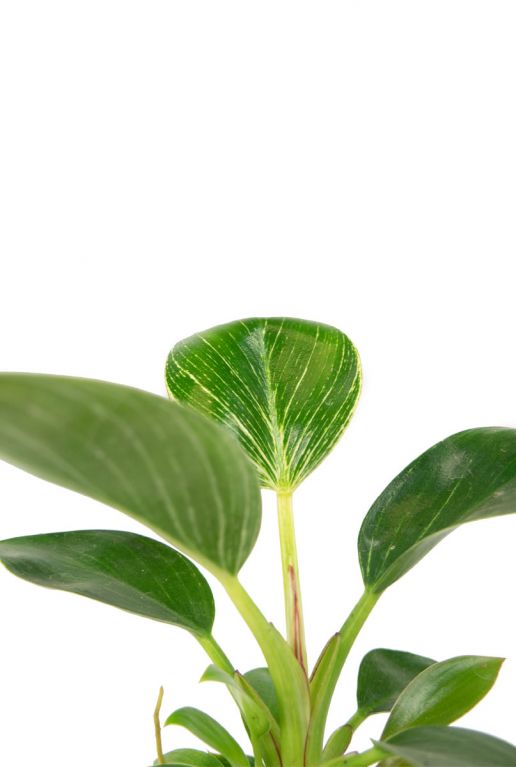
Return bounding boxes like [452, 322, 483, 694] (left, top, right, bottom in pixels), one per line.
[277, 489, 308, 672]
[322, 746, 386, 767]
[345, 709, 367, 732]
[305, 590, 380, 766]
[154, 686, 166, 765]
[197, 634, 234, 674]
[219, 572, 311, 767]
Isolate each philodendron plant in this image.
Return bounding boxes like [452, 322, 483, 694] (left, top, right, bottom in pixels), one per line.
[1, 318, 516, 767]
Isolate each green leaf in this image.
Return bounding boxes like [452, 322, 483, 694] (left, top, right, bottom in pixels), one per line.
[200, 665, 275, 738]
[0, 374, 261, 575]
[383, 655, 504, 738]
[166, 317, 361, 490]
[322, 650, 436, 762]
[243, 668, 280, 725]
[153, 748, 226, 766]
[0, 530, 214, 636]
[164, 707, 248, 767]
[357, 649, 436, 715]
[359, 427, 516, 592]
[376, 726, 516, 766]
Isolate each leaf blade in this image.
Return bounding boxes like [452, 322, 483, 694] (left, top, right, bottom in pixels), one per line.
[0, 374, 262, 574]
[383, 655, 504, 738]
[164, 707, 248, 767]
[0, 529, 214, 636]
[376, 725, 516, 767]
[359, 427, 516, 591]
[357, 649, 436, 716]
[166, 317, 361, 490]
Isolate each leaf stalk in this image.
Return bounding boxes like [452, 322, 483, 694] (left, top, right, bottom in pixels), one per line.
[154, 686, 166, 766]
[276, 490, 308, 673]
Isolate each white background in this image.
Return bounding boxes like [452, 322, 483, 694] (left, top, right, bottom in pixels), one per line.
[1, 2, 515, 765]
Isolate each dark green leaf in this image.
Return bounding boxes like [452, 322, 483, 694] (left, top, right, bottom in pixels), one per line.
[0, 374, 261, 574]
[383, 655, 503, 737]
[376, 726, 516, 766]
[357, 649, 436, 715]
[166, 317, 361, 490]
[164, 707, 248, 767]
[153, 749, 226, 766]
[359, 428, 516, 591]
[243, 668, 280, 725]
[0, 530, 214, 636]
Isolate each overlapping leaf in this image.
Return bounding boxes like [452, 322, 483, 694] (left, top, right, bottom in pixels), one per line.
[383, 655, 503, 737]
[322, 650, 435, 761]
[0, 374, 261, 574]
[164, 707, 248, 767]
[0, 530, 214, 636]
[243, 668, 280, 725]
[376, 726, 516, 766]
[359, 428, 516, 592]
[200, 665, 275, 738]
[357, 649, 436, 716]
[166, 318, 361, 490]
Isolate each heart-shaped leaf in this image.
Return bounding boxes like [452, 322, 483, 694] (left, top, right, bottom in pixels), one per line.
[166, 318, 361, 490]
[164, 707, 248, 767]
[153, 749, 226, 766]
[359, 428, 516, 592]
[376, 726, 516, 767]
[382, 655, 504, 738]
[357, 649, 436, 716]
[0, 374, 261, 575]
[0, 530, 214, 636]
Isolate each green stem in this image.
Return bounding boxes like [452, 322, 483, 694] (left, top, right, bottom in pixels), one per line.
[322, 746, 386, 767]
[277, 490, 308, 672]
[345, 709, 367, 732]
[322, 709, 368, 759]
[198, 633, 279, 767]
[154, 686, 166, 765]
[305, 590, 380, 766]
[197, 634, 234, 674]
[219, 572, 311, 767]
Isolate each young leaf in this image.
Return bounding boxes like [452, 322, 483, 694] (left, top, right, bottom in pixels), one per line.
[0, 530, 214, 636]
[153, 749, 226, 766]
[243, 668, 280, 725]
[0, 374, 261, 575]
[357, 649, 436, 716]
[321, 650, 435, 761]
[164, 707, 248, 767]
[382, 655, 504, 738]
[376, 725, 516, 766]
[359, 427, 516, 592]
[166, 317, 361, 490]
[200, 665, 274, 738]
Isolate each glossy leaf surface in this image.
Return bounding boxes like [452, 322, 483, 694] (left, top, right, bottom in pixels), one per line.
[0, 374, 261, 574]
[357, 649, 435, 715]
[166, 317, 361, 490]
[359, 428, 516, 591]
[383, 655, 503, 737]
[153, 749, 226, 766]
[0, 530, 214, 636]
[377, 726, 516, 766]
[164, 707, 248, 767]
